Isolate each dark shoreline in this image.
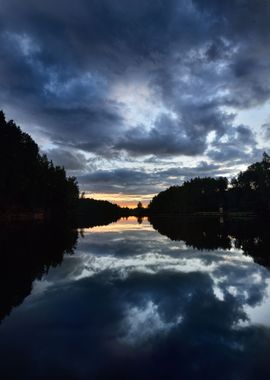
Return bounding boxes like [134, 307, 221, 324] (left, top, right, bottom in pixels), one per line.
[0, 211, 46, 223]
[0, 210, 264, 226]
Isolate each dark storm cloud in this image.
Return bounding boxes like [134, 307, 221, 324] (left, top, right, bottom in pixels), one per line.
[79, 168, 156, 194]
[0, 0, 206, 68]
[117, 110, 259, 160]
[79, 162, 233, 195]
[38, 104, 124, 154]
[262, 122, 270, 140]
[0, 0, 269, 191]
[116, 114, 207, 156]
[45, 148, 88, 171]
[208, 125, 261, 163]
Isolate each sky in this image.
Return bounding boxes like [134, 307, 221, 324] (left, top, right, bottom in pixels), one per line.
[1, 0, 270, 207]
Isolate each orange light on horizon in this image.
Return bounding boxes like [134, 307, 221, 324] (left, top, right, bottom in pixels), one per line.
[82, 192, 155, 208]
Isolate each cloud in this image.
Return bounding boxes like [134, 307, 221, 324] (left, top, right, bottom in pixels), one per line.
[0, 0, 269, 193]
[78, 162, 234, 195]
[45, 148, 88, 171]
[208, 125, 261, 163]
[116, 114, 206, 156]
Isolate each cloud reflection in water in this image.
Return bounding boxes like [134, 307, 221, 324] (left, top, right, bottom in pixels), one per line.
[0, 218, 270, 379]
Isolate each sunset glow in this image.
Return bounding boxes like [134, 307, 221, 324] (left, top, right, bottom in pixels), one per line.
[84, 193, 154, 208]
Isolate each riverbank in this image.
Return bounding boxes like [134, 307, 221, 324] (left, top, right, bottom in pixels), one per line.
[0, 211, 46, 223]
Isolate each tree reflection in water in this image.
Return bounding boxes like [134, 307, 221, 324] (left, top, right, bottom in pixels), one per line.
[149, 216, 270, 267]
[0, 217, 270, 380]
[0, 223, 78, 322]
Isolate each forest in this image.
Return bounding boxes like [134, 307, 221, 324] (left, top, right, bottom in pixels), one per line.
[0, 110, 129, 224]
[1, 109, 270, 221]
[149, 153, 270, 216]
[0, 111, 79, 221]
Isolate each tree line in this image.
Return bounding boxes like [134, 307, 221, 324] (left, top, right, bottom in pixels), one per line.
[0, 111, 80, 221]
[1, 109, 269, 220]
[0, 110, 132, 225]
[149, 153, 270, 216]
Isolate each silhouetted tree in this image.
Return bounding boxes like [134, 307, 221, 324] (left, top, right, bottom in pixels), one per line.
[0, 110, 79, 221]
[229, 153, 270, 214]
[76, 198, 122, 227]
[149, 177, 228, 214]
[137, 201, 143, 209]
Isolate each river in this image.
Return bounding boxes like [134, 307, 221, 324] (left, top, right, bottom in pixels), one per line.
[0, 217, 270, 379]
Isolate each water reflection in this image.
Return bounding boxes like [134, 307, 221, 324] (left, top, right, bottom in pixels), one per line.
[0, 223, 78, 322]
[150, 216, 270, 266]
[0, 217, 270, 379]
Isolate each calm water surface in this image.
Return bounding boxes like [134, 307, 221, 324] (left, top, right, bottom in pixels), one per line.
[0, 217, 270, 379]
